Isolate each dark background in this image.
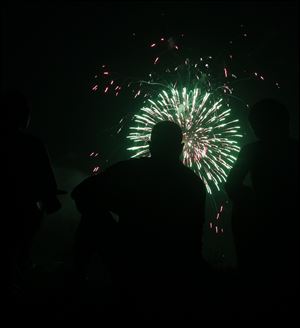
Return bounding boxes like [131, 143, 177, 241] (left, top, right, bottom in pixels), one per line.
[1, 1, 299, 267]
[2, 1, 298, 165]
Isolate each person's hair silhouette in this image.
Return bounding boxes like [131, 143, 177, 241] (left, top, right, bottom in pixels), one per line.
[71, 120, 208, 318]
[149, 120, 184, 161]
[248, 98, 290, 140]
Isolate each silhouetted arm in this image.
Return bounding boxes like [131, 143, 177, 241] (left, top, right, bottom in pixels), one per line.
[71, 162, 124, 215]
[71, 174, 103, 215]
[35, 140, 61, 214]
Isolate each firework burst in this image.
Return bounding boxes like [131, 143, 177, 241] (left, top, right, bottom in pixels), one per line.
[91, 33, 248, 193]
[127, 85, 242, 194]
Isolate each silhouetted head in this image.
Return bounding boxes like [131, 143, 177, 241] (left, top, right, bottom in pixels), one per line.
[2, 89, 31, 130]
[249, 99, 289, 140]
[149, 121, 183, 161]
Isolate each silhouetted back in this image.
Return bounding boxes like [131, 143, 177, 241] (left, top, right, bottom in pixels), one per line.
[225, 99, 299, 283]
[3, 89, 60, 292]
[72, 121, 207, 316]
[236, 138, 298, 206]
[73, 158, 206, 271]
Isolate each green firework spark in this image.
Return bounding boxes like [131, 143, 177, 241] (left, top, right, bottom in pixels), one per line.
[127, 87, 243, 194]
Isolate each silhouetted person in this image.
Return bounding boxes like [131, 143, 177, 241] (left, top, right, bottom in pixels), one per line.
[225, 99, 299, 315]
[3, 89, 61, 294]
[71, 121, 207, 318]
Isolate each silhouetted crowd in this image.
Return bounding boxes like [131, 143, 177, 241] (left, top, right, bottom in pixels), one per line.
[4, 90, 299, 321]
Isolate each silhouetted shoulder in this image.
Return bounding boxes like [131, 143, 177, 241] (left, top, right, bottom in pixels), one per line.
[179, 163, 206, 190]
[12, 130, 47, 155]
[237, 142, 257, 158]
[20, 131, 42, 144]
[239, 138, 299, 164]
[180, 162, 203, 181]
[105, 157, 149, 172]
[243, 138, 298, 151]
[109, 158, 205, 188]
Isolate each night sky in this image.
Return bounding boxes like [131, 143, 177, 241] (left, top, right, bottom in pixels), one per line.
[2, 2, 298, 169]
